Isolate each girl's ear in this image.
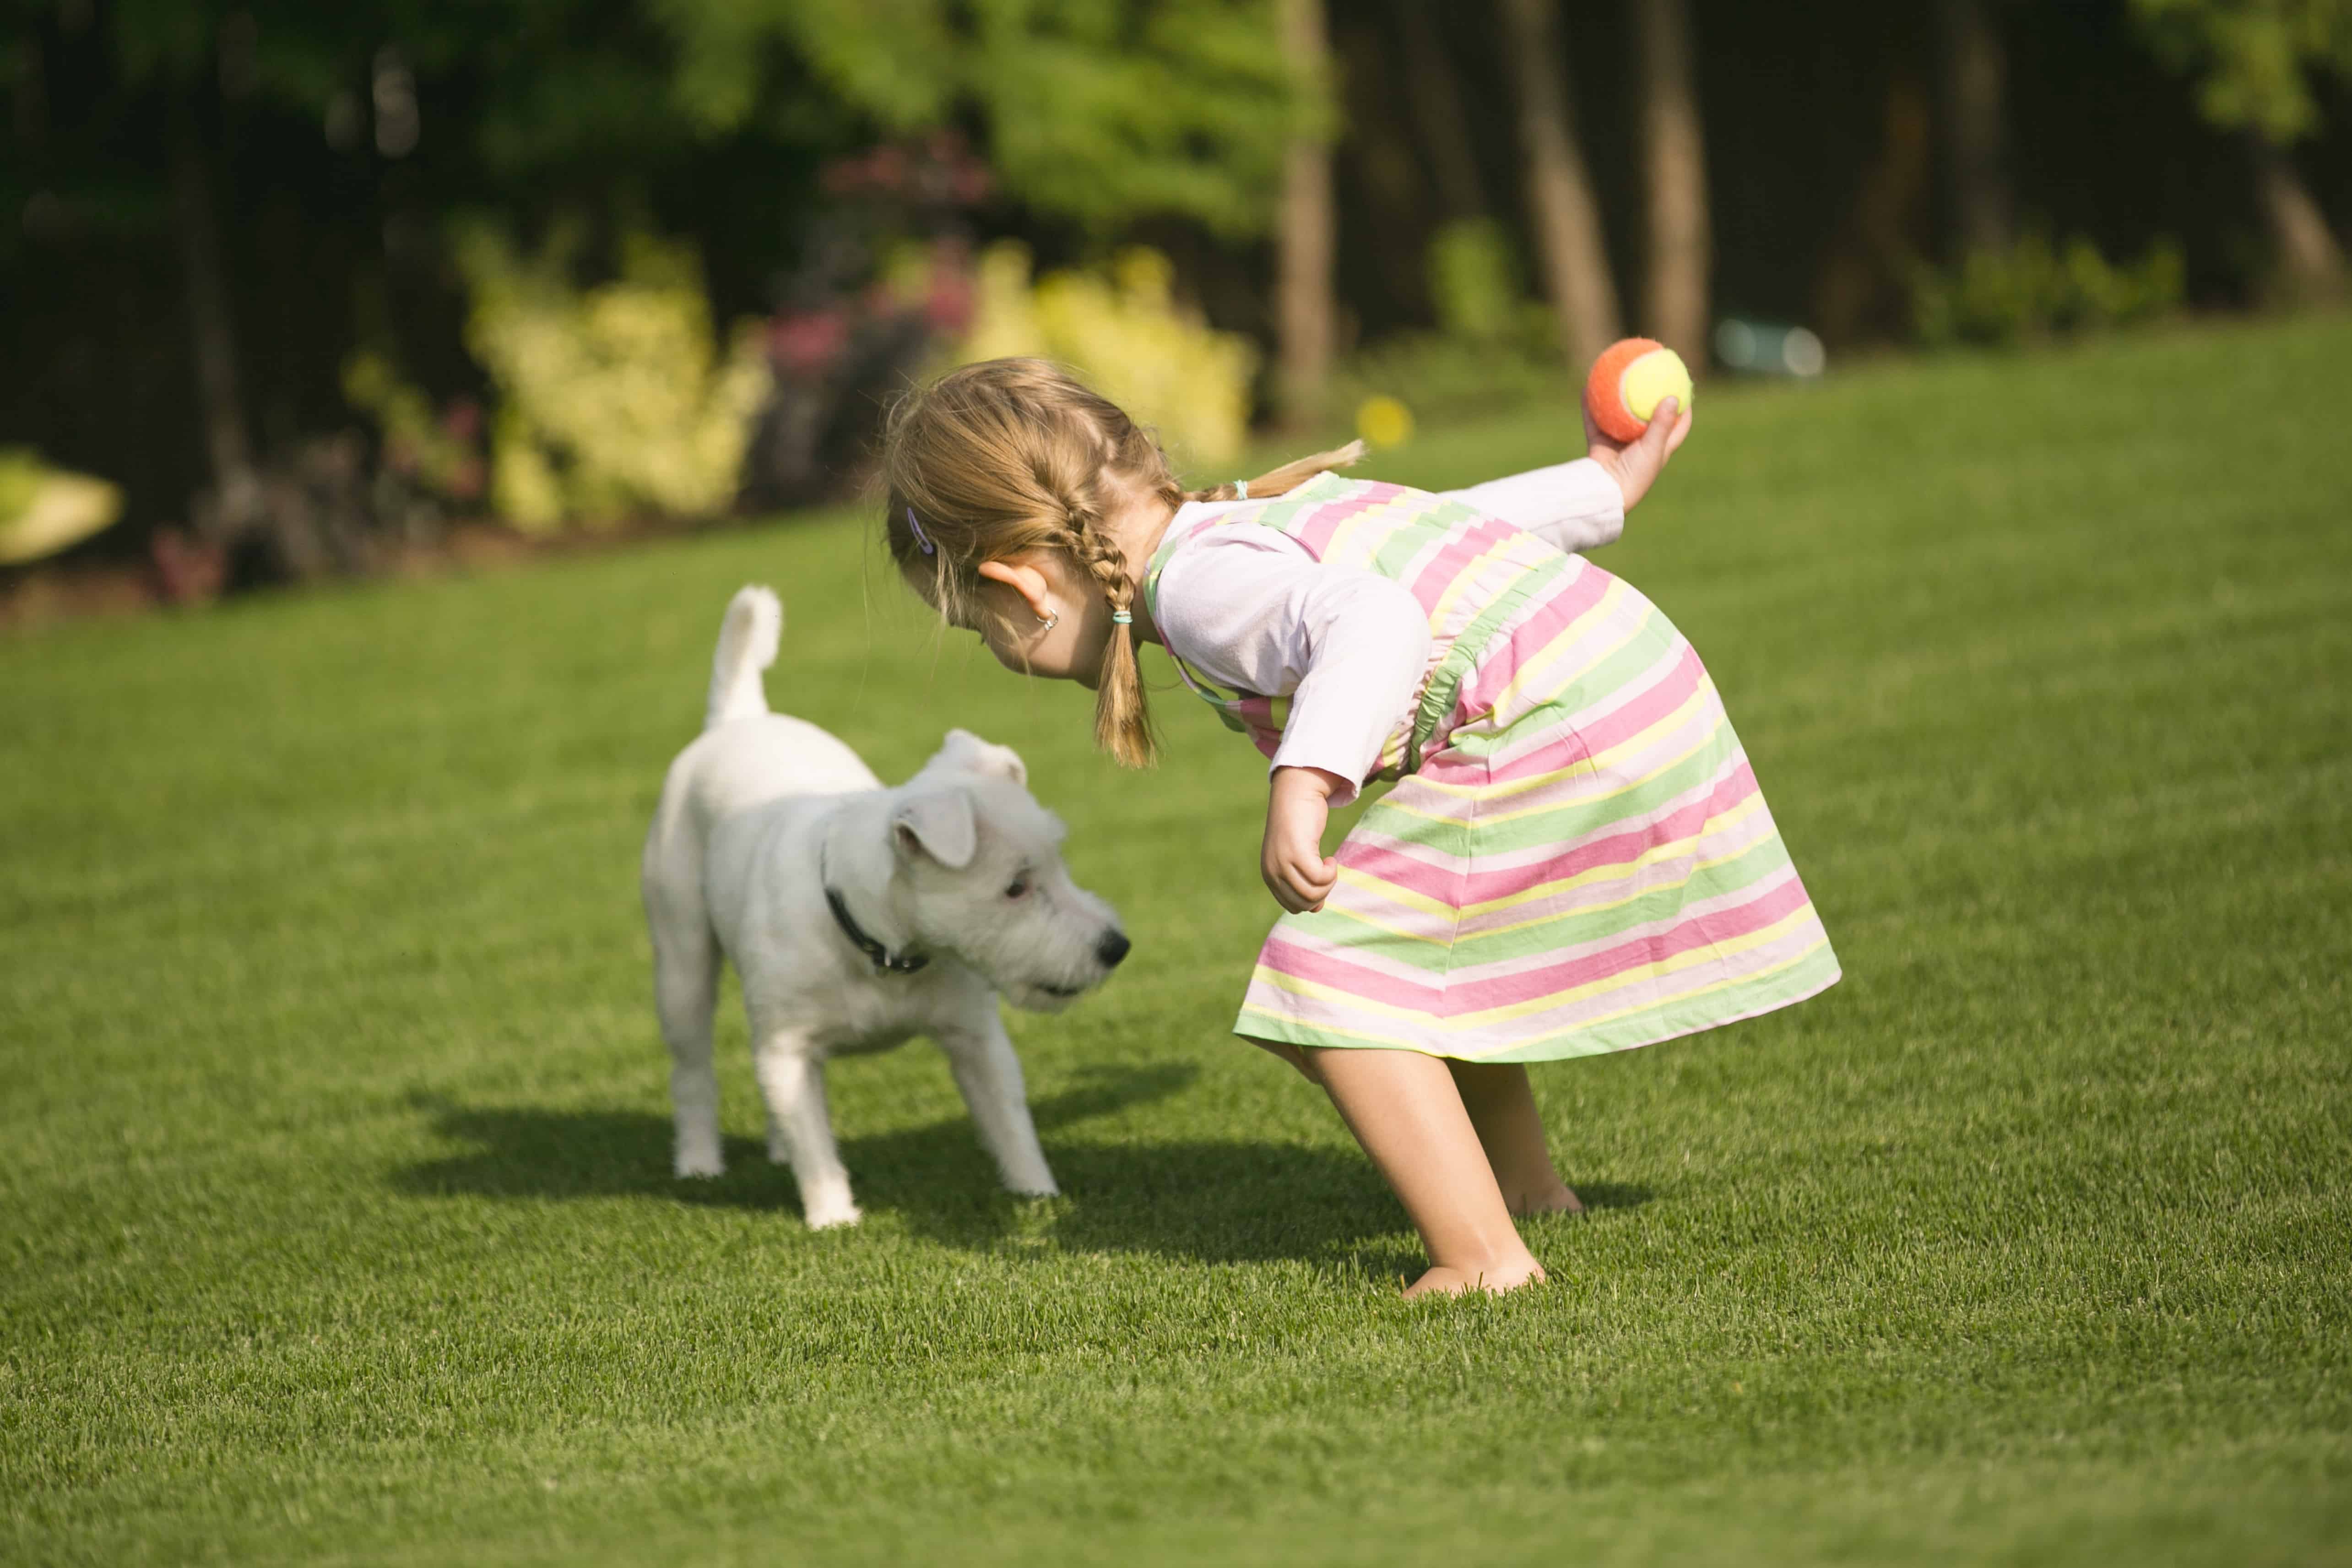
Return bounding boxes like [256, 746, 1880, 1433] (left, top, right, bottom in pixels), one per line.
[892, 787, 978, 869]
[975, 556, 1056, 623]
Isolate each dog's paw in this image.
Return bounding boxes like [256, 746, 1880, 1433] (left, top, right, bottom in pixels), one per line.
[802, 1199, 863, 1230]
[1005, 1177, 1061, 1199]
[674, 1147, 726, 1179]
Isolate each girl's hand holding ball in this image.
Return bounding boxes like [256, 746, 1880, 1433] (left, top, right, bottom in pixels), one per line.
[1583, 338, 1695, 509]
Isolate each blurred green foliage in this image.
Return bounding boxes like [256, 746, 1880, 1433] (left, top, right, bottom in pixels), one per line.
[2132, 0, 2352, 142]
[652, 0, 1313, 237]
[339, 354, 479, 507]
[1327, 220, 1569, 435]
[55, 0, 1311, 234]
[1910, 234, 2187, 348]
[1425, 218, 1530, 343]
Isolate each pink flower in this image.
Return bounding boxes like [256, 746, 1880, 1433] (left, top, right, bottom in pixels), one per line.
[769, 309, 850, 374]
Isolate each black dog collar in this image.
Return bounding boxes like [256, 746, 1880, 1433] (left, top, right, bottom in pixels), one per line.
[820, 842, 927, 975]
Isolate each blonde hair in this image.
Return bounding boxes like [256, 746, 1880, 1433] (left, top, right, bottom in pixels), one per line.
[882, 358, 1362, 767]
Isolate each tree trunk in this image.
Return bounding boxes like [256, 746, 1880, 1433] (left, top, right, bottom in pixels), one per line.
[1938, 0, 2012, 258]
[1634, 0, 1709, 365]
[166, 87, 266, 549]
[1496, 0, 1620, 368]
[1277, 0, 1337, 429]
[1394, 0, 1485, 220]
[2249, 136, 2349, 307]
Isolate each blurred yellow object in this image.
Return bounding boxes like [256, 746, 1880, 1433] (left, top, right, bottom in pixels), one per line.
[1356, 395, 1415, 450]
[0, 449, 123, 564]
[959, 243, 1257, 467]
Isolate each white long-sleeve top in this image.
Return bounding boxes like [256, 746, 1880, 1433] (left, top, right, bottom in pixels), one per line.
[1153, 457, 1625, 805]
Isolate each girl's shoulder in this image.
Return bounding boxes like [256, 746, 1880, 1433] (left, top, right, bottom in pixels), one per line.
[1155, 472, 1407, 560]
[1156, 497, 1309, 556]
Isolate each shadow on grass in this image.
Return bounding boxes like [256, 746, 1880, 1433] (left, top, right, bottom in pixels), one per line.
[393, 1063, 1651, 1270]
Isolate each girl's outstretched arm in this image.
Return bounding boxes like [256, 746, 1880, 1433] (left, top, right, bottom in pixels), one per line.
[1444, 457, 1627, 553]
[1439, 393, 1693, 557]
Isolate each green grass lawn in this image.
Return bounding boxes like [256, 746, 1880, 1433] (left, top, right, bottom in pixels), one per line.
[4, 317, 2349, 1566]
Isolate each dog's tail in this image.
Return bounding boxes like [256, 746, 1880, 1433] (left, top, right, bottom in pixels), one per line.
[705, 586, 782, 730]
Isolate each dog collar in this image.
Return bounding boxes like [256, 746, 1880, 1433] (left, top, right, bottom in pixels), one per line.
[819, 841, 928, 976]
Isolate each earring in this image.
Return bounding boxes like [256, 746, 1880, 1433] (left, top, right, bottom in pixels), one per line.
[1034, 609, 1060, 632]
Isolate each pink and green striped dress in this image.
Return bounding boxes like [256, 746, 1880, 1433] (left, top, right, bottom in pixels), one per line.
[1144, 470, 1839, 1063]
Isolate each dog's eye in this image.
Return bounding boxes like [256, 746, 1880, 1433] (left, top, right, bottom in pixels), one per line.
[1004, 877, 1029, 900]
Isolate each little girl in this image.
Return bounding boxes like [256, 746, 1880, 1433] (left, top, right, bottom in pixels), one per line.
[882, 358, 1838, 1297]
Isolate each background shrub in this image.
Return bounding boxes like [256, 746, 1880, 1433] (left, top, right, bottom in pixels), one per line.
[453, 226, 773, 533]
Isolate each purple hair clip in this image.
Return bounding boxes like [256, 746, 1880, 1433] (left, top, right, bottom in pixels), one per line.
[905, 506, 936, 555]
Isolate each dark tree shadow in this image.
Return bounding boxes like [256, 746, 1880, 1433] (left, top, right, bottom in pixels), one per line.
[393, 1063, 1651, 1270]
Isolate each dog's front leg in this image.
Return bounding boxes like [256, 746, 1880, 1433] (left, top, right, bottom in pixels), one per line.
[937, 1014, 1058, 1198]
[751, 1031, 860, 1228]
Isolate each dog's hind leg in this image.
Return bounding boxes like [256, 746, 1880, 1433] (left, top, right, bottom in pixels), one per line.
[751, 1027, 860, 1228]
[653, 920, 725, 1179]
[937, 1014, 1059, 1199]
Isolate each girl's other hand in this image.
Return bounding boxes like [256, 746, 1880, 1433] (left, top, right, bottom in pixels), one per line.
[1585, 395, 1693, 512]
[1263, 767, 1344, 913]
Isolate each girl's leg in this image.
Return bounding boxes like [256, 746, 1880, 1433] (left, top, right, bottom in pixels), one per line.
[1298, 1043, 1545, 1297]
[1246, 1035, 1323, 1085]
[1447, 1061, 1582, 1217]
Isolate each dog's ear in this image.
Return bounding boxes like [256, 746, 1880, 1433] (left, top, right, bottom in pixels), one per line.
[934, 727, 1028, 788]
[892, 787, 977, 869]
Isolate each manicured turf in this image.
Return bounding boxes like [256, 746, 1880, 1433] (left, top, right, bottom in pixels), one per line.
[4, 317, 2348, 1566]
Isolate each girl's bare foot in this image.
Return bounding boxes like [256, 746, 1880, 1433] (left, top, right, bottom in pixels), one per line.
[1300, 1047, 1553, 1302]
[1403, 1256, 1548, 1298]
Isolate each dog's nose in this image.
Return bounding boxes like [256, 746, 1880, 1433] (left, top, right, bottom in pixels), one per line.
[1096, 929, 1132, 969]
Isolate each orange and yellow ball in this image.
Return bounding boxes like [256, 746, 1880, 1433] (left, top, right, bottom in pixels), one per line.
[1583, 338, 1693, 444]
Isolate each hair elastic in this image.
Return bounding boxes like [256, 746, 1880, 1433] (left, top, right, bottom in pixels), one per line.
[905, 506, 935, 555]
[1111, 611, 1133, 624]
[1232, 480, 1249, 499]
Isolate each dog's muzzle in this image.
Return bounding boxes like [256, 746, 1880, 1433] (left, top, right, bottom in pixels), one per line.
[1033, 929, 1130, 999]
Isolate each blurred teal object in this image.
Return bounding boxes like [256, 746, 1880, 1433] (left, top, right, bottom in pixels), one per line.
[1714, 318, 1827, 378]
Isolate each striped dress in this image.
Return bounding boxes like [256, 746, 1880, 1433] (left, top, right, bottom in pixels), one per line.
[1143, 470, 1839, 1063]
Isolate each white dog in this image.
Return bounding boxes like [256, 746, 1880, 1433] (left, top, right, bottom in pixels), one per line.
[641, 586, 1129, 1227]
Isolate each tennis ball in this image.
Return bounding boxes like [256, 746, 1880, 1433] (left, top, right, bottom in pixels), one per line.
[1583, 338, 1693, 444]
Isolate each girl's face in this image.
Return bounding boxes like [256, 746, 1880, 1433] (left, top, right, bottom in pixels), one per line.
[917, 548, 1117, 689]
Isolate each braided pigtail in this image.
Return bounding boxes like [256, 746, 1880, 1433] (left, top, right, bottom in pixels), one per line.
[886, 356, 1359, 772]
[1061, 493, 1157, 769]
[1182, 439, 1366, 503]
